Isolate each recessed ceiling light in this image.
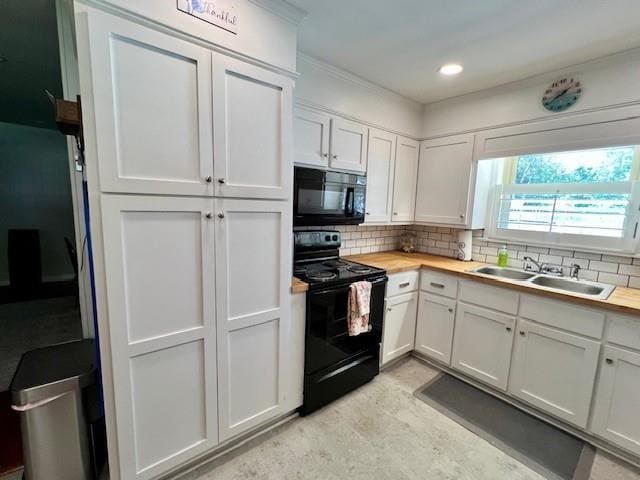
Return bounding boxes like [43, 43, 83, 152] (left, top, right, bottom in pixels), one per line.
[438, 63, 463, 75]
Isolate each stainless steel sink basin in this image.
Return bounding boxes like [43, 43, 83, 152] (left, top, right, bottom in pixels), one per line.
[468, 265, 616, 300]
[529, 276, 615, 299]
[472, 266, 537, 281]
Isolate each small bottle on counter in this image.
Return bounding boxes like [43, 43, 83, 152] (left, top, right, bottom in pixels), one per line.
[497, 245, 508, 267]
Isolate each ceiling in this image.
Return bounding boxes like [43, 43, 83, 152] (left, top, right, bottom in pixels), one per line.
[289, 0, 640, 104]
[0, 0, 63, 129]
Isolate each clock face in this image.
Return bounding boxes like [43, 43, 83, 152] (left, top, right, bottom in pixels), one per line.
[542, 77, 582, 112]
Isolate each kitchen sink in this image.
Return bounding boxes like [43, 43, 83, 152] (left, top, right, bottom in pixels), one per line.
[468, 266, 616, 300]
[473, 266, 537, 281]
[530, 276, 615, 299]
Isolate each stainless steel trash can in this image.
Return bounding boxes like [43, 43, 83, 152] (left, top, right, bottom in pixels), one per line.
[9, 339, 97, 480]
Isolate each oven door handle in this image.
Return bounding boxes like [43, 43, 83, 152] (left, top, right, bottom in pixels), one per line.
[312, 276, 387, 296]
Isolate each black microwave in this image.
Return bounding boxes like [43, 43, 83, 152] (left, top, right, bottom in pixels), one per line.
[293, 167, 366, 226]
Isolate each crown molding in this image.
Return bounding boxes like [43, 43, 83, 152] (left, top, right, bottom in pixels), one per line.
[297, 52, 422, 109]
[248, 0, 307, 26]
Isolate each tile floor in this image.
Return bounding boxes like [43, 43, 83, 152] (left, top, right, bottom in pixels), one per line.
[7, 358, 638, 480]
[184, 357, 640, 480]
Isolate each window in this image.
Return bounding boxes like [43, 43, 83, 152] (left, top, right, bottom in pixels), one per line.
[487, 146, 640, 252]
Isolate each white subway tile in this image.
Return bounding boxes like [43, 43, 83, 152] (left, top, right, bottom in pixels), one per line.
[602, 254, 633, 265]
[574, 251, 602, 261]
[598, 272, 629, 287]
[589, 260, 619, 274]
[619, 264, 640, 277]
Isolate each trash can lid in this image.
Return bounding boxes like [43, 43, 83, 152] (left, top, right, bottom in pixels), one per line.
[10, 339, 97, 406]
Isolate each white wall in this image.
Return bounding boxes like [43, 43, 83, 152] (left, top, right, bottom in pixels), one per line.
[0, 122, 76, 284]
[295, 53, 423, 138]
[87, 0, 302, 74]
[422, 49, 640, 139]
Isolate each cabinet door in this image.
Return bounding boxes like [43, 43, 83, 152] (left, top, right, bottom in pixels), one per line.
[330, 118, 368, 172]
[87, 12, 214, 196]
[415, 293, 456, 364]
[451, 303, 515, 390]
[101, 195, 217, 480]
[392, 136, 419, 222]
[214, 199, 291, 441]
[509, 320, 600, 428]
[415, 134, 474, 225]
[592, 346, 640, 455]
[293, 107, 330, 168]
[213, 54, 293, 199]
[365, 129, 396, 223]
[381, 292, 418, 365]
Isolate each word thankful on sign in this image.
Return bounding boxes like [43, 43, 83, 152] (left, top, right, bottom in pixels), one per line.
[177, 0, 238, 34]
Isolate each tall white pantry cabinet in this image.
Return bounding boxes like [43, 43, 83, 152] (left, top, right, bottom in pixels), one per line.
[77, 7, 294, 480]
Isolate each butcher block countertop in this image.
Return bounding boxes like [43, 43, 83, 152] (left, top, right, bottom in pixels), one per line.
[349, 251, 640, 316]
[291, 276, 309, 294]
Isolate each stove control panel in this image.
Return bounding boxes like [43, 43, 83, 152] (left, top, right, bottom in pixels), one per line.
[294, 230, 341, 249]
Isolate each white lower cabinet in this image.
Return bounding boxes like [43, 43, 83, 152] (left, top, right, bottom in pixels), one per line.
[509, 319, 600, 428]
[381, 291, 418, 365]
[414, 292, 456, 364]
[591, 346, 640, 455]
[101, 195, 218, 480]
[215, 199, 291, 441]
[451, 303, 516, 390]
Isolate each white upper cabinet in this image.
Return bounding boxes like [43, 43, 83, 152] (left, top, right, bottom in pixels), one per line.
[101, 195, 218, 480]
[508, 319, 600, 428]
[415, 134, 475, 225]
[214, 198, 290, 441]
[87, 13, 214, 196]
[392, 137, 419, 222]
[591, 345, 640, 455]
[365, 129, 396, 223]
[330, 118, 368, 173]
[293, 107, 331, 168]
[213, 55, 293, 200]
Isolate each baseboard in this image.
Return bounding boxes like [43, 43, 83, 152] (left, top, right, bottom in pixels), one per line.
[411, 352, 640, 471]
[164, 410, 300, 480]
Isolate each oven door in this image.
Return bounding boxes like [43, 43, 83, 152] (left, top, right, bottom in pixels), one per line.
[293, 167, 365, 226]
[305, 276, 386, 376]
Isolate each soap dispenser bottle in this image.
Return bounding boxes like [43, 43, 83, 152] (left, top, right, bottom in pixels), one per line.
[497, 245, 508, 267]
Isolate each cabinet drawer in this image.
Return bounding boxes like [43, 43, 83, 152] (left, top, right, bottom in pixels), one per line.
[459, 280, 518, 315]
[606, 314, 640, 351]
[387, 270, 419, 297]
[519, 295, 604, 339]
[420, 270, 458, 298]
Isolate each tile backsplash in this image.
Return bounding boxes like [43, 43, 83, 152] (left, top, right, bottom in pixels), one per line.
[294, 224, 640, 289]
[294, 225, 409, 256]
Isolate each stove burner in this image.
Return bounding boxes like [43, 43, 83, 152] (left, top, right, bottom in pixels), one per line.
[294, 266, 308, 275]
[307, 271, 337, 281]
[347, 264, 372, 274]
[323, 259, 349, 268]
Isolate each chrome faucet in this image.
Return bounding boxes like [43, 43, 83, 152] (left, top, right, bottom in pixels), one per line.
[523, 256, 542, 272]
[523, 256, 563, 276]
[569, 263, 581, 280]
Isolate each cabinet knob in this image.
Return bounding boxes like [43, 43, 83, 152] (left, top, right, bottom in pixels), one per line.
[448, 308, 454, 313]
[218, 212, 225, 219]
[393, 212, 398, 216]
[519, 331, 526, 336]
[506, 326, 512, 331]
[366, 212, 371, 215]
[218, 178, 226, 184]
[605, 358, 614, 365]
[387, 307, 392, 312]
[322, 153, 329, 158]
[205, 175, 212, 183]
[459, 214, 465, 219]
[205, 212, 212, 219]
[333, 154, 338, 159]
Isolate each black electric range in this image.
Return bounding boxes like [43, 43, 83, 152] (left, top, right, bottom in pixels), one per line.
[294, 230, 388, 415]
